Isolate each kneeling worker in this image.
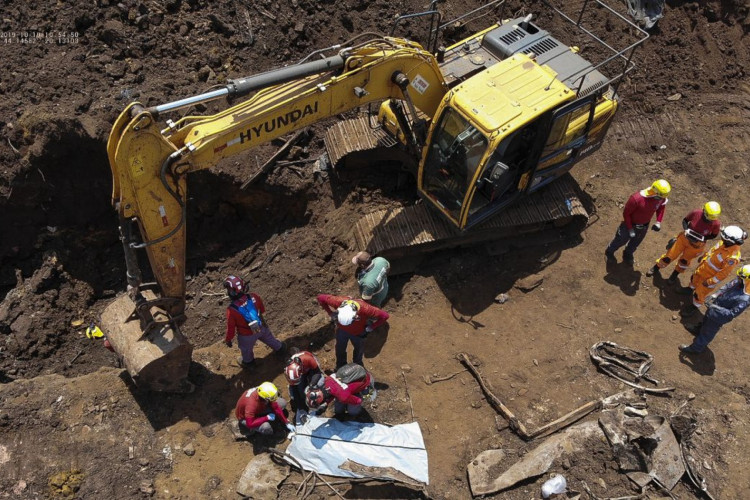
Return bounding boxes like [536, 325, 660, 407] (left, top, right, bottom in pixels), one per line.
[235, 382, 294, 436]
[284, 350, 323, 425]
[306, 363, 376, 419]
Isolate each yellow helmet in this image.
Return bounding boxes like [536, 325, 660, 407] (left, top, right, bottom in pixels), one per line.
[738, 265, 750, 280]
[650, 179, 671, 197]
[703, 201, 721, 221]
[85, 323, 104, 339]
[257, 382, 279, 401]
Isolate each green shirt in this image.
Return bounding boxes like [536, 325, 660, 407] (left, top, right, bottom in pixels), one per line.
[357, 257, 390, 301]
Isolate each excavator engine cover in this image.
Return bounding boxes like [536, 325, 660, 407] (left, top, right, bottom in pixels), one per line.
[101, 291, 194, 393]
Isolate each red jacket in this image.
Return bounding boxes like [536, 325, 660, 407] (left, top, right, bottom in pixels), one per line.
[290, 351, 321, 376]
[623, 190, 668, 230]
[317, 294, 389, 336]
[683, 209, 720, 240]
[225, 293, 265, 342]
[324, 372, 372, 406]
[235, 387, 288, 428]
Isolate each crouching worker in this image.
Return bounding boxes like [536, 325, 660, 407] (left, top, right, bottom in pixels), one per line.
[235, 382, 295, 436]
[306, 363, 376, 420]
[284, 350, 323, 425]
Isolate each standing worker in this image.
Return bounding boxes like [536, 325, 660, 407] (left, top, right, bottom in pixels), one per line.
[352, 251, 391, 307]
[680, 265, 750, 354]
[317, 294, 389, 369]
[646, 202, 722, 282]
[235, 382, 295, 436]
[687, 225, 745, 309]
[605, 179, 671, 265]
[224, 275, 286, 368]
[284, 350, 323, 424]
[305, 363, 376, 420]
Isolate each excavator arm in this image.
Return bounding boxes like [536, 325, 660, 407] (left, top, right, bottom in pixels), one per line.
[108, 38, 447, 315]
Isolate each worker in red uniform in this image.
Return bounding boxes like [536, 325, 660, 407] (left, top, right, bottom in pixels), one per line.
[284, 349, 324, 424]
[317, 294, 389, 369]
[224, 275, 286, 368]
[305, 364, 376, 419]
[235, 382, 294, 436]
[647, 201, 722, 282]
[605, 179, 671, 265]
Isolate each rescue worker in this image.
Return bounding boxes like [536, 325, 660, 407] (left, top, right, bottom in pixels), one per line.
[317, 294, 389, 369]
[680, 265, 750, 354]
[605, 179, 671, 265]
[305, 363, 376, 419]
[224, 275, 286, 368]
[647, 202, 721, 282]
[284, 349, 323, 425]
[687, 225, 745, 308]
[235, 382, 295, 436]
[352, 251, 391, 307]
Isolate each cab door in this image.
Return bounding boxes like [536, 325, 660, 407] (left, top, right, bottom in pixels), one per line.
[525, 95, 598, 193]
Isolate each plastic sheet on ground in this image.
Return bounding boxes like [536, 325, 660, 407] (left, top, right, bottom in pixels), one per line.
[285, 416, 429, 484]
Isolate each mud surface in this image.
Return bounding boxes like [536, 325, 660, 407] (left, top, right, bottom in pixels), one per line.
[1, 0, 749, 498]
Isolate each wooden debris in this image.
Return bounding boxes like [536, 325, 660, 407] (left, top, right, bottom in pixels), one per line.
[459, 352, 602, 440]
[240, 130, 306, 189]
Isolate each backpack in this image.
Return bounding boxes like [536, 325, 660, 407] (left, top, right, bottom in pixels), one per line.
[336, 363, 367, 384]
[231, 296, 262, 333]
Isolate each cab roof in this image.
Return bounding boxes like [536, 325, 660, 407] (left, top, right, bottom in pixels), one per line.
[450, 53, 574, 134]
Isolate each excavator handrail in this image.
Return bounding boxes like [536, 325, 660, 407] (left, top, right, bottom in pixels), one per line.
[541, 0, 650, 96]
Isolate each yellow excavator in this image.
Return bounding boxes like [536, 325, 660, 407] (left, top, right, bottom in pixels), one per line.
[103, 0, 648, 391]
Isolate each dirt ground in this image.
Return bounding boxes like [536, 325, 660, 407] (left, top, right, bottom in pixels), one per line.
[1, 0, 749, 498]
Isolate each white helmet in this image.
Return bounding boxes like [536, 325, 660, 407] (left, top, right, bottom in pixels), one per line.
[721, 225, 746, 246]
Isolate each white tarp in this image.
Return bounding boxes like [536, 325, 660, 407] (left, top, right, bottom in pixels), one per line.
[285, 417, 429, 484]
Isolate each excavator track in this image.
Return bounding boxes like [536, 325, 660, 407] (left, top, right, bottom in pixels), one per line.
[324, 115, 398, 167]
[351, 174, 588, 263]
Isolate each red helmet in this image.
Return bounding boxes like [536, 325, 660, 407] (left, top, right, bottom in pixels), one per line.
[224, 275, 247, 298]
[284, 360, 302, 385]
[306, 388, 328, 409]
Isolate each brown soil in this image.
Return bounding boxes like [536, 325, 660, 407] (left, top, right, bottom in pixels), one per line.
[1, 0, 749, 498]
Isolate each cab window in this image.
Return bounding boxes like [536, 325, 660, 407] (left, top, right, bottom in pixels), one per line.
[422, 108, 488, 222]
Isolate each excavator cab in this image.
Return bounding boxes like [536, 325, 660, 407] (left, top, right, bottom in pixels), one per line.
[417, 52, 613, 231]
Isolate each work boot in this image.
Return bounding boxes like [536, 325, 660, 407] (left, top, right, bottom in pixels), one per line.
[605, 249, 616, 262]
[623, 252, 634, 265]
[237, 357, 256, 369]
[668, 271, 680, 283]
[646, 265, 660, 277]
[679, 344, 702, 354]
[275, 341, 288, 355]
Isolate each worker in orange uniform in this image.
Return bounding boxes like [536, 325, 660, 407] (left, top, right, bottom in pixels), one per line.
[605, 179, 671, 265]
[646, 202, 721, 283]
[686, 225, 746, 309]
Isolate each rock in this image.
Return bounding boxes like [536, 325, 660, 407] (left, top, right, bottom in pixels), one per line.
[294, 21, 305, 33]
[666, 93, 682, 101]
[624, 406, 648, 417]
[140, 479, 155, 496]
[138, 458, 150, 466]
[12, 480, 27, 495]
[400, 364, 412, 373]
[183, 443, 195, 457]
[562, 458, 571, 470]
[533, 359, 539, 366]
[517, 388, 528, 396]
[237, 454, 288, 498]
[687, 393, 695, 400]
[614, 328, 622, 333]
[597, 478, 607, 489]
[494, 293, 510, 304]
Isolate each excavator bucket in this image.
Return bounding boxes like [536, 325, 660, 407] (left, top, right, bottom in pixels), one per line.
[626, 0, 665, 29]
[101, 291, 194, 393]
